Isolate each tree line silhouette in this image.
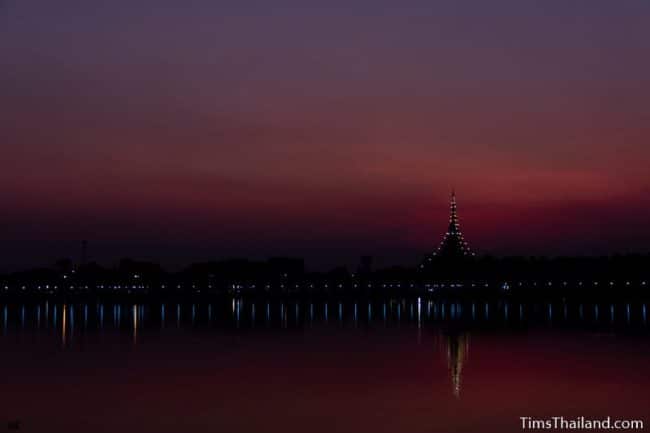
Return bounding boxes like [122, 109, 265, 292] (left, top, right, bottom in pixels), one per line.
[1, 254, 649, 300]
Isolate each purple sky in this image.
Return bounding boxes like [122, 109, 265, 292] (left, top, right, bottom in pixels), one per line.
[2, 0, 650, 270]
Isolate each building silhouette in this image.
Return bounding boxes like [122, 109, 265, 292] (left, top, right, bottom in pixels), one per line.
[80, 240, 88, 268]
[358, 256, 373, 275]
[420, 191, 475, 274]
[435, 190, 474, 258]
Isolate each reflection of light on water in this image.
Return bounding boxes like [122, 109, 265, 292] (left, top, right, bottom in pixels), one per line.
[62, 304, 68, 346]
[11, 299, 650, 335]
[132, 304, 138, 344]
[161, 304, 165, 326]
[70, 306, 75, 336]
[282, 303, 287, 328]
[626, 304, 631, 324]
[8, 299, 650, 336]
[446, 333, 469, 399]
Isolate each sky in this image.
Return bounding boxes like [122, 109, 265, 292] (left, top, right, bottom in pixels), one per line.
[2, 0, 650, 270]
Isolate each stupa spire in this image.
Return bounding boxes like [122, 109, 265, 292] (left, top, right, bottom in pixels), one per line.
[435, 190, 474, 258]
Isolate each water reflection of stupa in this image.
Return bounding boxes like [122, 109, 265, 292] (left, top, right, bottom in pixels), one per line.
[446, 333, 469, 398]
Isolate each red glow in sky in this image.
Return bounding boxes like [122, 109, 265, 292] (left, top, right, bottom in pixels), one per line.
[2, 0, 650, 268]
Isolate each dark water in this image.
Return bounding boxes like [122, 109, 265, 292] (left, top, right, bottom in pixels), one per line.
[1, 299, 649, 433]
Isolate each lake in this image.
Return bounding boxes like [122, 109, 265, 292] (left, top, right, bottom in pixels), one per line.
[1, 299, 649, 433]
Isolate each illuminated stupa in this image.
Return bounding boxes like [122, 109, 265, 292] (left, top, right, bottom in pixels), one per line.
[422, 190, 475, 265]
[436, 190, 473, 258]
